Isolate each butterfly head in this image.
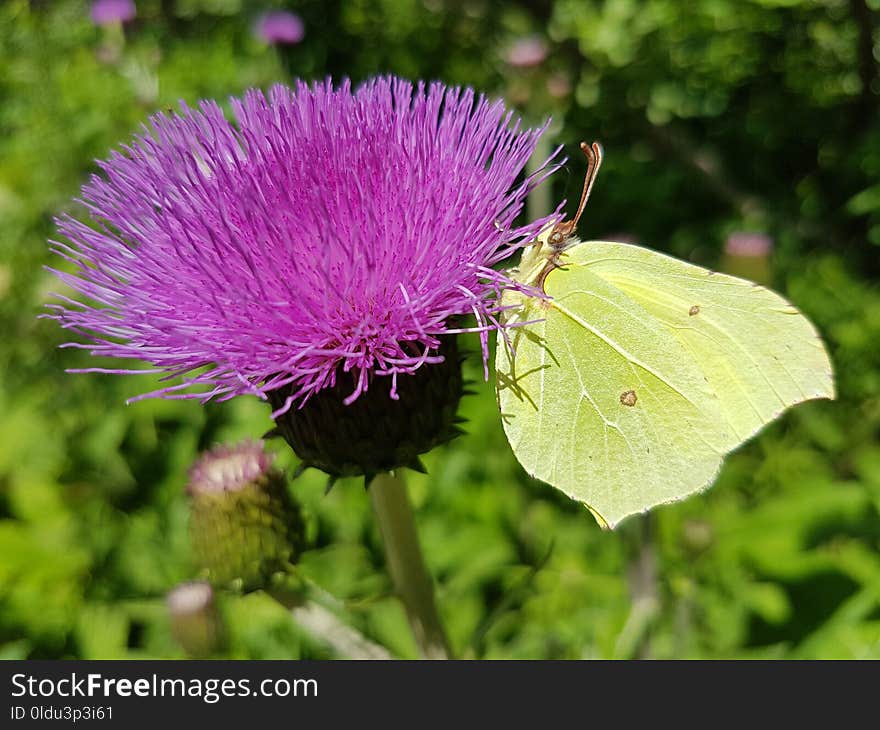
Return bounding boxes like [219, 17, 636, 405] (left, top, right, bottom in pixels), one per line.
[508, 141, 605, 294]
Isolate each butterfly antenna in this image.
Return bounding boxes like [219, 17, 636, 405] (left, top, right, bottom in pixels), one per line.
[549, 141, 604, 246]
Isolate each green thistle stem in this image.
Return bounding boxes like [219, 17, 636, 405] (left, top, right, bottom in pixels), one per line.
[267, 582, 392, 660]
[370, 471, 452, 659]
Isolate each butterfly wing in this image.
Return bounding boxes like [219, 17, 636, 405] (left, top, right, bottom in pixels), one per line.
[567, 241, 835, 450]
[496, 257, 731, 528]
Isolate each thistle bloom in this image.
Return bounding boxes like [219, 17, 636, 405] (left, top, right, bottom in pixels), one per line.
[48, 77, 559, 419]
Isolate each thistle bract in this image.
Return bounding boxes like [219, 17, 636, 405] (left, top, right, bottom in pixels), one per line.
[270, 337, 463, 482]
[48, 77, 560, 474]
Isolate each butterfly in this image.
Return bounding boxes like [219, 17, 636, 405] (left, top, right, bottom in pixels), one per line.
[495, 142, 834, 527]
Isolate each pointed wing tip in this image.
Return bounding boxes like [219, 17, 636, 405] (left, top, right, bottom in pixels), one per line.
[585, 503, 614, 530]
[806, 369, 836, 403]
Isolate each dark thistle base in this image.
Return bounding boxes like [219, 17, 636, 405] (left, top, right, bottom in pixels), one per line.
[267, 338, 464, 484]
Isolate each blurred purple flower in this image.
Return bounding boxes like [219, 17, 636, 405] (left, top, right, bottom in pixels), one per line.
[546, 73, 572, 100]
[724, 232, 774, 257]
[90, 0, 136, 26]
[505, 36, 548, 68]
[47, 77, 560, 410]
[255, 10, 305, 45]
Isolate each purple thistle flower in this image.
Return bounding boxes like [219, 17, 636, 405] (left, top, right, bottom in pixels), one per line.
[90, 0, 137, 26]
[254, 10, 305, 45]
[47, 77, 560, 414]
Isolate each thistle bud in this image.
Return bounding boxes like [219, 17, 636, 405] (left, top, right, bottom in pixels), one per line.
[187, 441, 305, 591]
[166, 581, 223, 658]
[268, 338, 464, 482]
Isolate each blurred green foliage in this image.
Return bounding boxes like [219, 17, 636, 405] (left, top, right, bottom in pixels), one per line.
[1, 0, 879, 659]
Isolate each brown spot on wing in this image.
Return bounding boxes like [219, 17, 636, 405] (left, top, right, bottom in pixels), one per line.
[689, 305, 700, 316]
[620, 390, 637, 407]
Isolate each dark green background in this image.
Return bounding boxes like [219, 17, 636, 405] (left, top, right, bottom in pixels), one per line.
[1, 0, 878, 659]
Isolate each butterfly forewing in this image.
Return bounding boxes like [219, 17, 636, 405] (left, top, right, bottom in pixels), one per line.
[568, 240, 835, 450]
